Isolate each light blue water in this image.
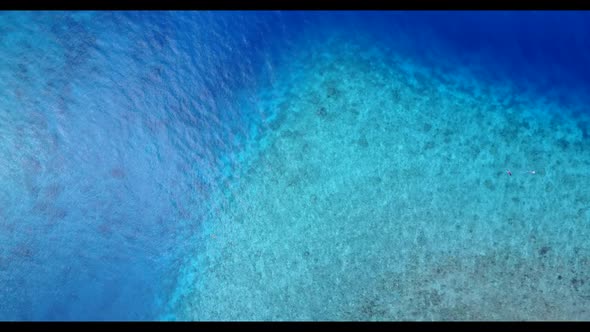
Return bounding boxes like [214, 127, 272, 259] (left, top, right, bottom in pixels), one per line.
[0, 11, 292, 320]
[1, 11, 589, 321]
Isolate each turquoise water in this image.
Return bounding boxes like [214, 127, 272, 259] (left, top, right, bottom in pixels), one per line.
[1, 11, 589, 321]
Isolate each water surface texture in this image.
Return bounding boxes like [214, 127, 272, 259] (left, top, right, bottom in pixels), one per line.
[1, 11, 589, 321]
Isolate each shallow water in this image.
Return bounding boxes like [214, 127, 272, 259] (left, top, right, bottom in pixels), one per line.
[0, 11, 589, 321]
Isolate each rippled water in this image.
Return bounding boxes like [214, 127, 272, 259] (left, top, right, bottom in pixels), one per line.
[0, 11, 294, 320]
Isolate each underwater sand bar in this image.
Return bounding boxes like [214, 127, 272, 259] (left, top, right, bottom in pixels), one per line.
[176, 32, 590, 320]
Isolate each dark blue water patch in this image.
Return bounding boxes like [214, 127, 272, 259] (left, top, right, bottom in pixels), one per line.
[292, 11, 590, 114]
[348, 11, 590, 110]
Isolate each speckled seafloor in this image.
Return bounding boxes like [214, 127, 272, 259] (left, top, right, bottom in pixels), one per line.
[170, 32, 590, 321]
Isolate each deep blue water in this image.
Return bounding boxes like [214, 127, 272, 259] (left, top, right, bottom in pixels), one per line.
[1, 10, 590, 320]
[322, 11, 590, 103]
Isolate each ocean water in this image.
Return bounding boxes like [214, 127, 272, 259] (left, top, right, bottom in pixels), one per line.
[0, 11, 589, 321]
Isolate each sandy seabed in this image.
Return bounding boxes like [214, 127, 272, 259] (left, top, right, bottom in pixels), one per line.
[167, 32, 590, 321]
